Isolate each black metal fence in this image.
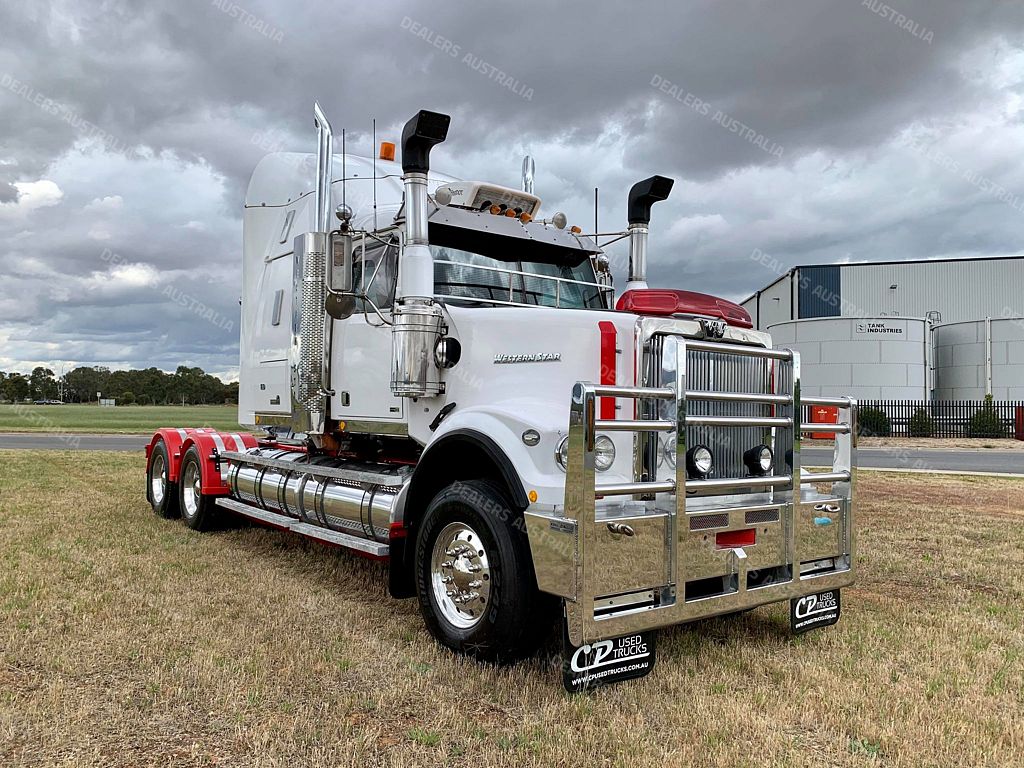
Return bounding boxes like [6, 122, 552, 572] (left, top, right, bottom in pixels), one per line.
[809, 400, 1024, 439]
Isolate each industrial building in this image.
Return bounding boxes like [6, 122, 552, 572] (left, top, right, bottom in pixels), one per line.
[740, 255, 1024, 400]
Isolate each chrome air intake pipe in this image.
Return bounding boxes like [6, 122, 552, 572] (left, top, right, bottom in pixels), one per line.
[392, 109, 451, 398]
[289, 103, 335, 435]
[625, 175, 674, 292]
[227, 450, 407, 543]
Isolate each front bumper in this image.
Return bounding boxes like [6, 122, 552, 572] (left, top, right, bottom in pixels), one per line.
[525, 338, 857, 646]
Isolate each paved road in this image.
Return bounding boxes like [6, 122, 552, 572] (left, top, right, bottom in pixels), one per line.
[0, 433, 150, 451]
[803, 447, 1023, 474]
[1, 433, 1021, 474]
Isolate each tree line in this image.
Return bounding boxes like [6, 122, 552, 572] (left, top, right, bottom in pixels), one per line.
[0, 366, 239, 405]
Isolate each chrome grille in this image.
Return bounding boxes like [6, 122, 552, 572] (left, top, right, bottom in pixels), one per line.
[647, 334, 796, 492]
[686, 348, 773, 482]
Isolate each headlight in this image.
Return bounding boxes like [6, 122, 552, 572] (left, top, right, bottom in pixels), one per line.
[555, 434, 615, 472]
[556, 435, 569, 471]
[594, 435, 616, 472]
[686, 445, 713, 479]
[744, 444, 773, 476]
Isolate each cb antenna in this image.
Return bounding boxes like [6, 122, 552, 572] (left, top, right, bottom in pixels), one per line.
[372, 118, 378, 231]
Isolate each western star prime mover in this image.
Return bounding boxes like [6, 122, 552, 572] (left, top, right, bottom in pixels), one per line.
[145, 104, 857, 687]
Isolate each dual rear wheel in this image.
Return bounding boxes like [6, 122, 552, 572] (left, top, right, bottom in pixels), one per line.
[146, 442, 217, 531]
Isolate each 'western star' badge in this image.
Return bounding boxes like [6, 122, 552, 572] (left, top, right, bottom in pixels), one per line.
[493, 353, 561, 364]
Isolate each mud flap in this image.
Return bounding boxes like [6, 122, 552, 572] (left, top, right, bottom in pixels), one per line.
[561, 620, 656, 692]
[790, 588, 841, 634]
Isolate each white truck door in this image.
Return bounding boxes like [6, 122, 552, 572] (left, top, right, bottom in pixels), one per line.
[330, 232, 406, 424]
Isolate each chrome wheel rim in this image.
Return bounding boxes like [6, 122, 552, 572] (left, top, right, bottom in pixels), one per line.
[150, 454, 166, 505]
[182, 461, 201, 518]
[430, 522, 491, 630]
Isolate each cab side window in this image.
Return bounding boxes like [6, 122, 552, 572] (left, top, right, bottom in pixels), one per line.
[353, 234, 399, 313]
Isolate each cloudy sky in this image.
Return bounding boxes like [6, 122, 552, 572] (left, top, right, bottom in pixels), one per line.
[2, 0, 1024, 379]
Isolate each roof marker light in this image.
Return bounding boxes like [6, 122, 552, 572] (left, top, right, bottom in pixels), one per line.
[379, 141, 395, 161]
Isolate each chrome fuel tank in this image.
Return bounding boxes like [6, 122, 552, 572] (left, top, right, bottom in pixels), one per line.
[227, 450, 409, 542]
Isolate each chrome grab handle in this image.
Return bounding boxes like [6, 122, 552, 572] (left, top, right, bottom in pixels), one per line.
[606, 522, 635, 537]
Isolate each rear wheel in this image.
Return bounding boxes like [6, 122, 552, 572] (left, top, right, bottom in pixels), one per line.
[179, 446, 218, 531]
[147, 440, 179, 519]
[414, 479, 552, 662]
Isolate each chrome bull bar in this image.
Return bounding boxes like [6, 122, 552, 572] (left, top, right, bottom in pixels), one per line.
[526, 340, 857, 646]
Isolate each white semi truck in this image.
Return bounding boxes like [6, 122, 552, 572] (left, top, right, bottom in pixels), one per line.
[145, 104, 856, 687]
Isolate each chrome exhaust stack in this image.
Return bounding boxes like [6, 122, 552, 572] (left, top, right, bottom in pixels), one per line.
[313, 102, 333, 231]
[392, 110, 450, 398]
[625, 175, 674, 292]
[521, 155, 535, 194]
[289, 103, 335, 435]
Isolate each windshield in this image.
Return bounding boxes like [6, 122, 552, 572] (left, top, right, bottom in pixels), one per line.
[431, 243, 606, 309]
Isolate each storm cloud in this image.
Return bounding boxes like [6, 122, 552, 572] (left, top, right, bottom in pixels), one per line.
[2, 0, 1024, 377]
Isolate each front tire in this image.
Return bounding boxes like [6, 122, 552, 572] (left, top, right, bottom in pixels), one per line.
[178, 446, 218, 531]
[148, 440, 179, 519]
[414, 479, 552, 663]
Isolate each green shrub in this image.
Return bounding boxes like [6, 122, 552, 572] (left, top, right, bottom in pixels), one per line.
[966, 396, 1007, 438]
[858, 407, 891, 437]
[908, 408, 935, 438]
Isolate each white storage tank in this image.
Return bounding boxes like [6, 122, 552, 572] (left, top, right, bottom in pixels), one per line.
[932, 317, 1024, 399]
[767, 316, 930, 400]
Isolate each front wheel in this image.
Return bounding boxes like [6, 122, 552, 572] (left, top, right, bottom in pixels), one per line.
[178, 447, 218, 531]
[414, 479, 552, 663]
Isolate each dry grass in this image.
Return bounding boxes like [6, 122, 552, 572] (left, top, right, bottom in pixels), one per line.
[1, 450, 1022, 767]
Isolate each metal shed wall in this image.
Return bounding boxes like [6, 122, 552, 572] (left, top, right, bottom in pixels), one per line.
[839, 258, 1024, 323]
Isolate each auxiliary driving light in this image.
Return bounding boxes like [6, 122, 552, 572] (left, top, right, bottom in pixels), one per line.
[744, 444, 774, 476]
[686, 445, 713, 479]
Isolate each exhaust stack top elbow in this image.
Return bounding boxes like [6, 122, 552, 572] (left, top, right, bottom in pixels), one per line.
[401, 110, 451, 176]
[626, 175, 674, 291]
[398, 109, 450, 301]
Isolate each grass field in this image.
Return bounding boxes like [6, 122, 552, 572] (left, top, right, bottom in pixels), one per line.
[0, 404, 242, 434]
[1, 452, 1022, 767]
